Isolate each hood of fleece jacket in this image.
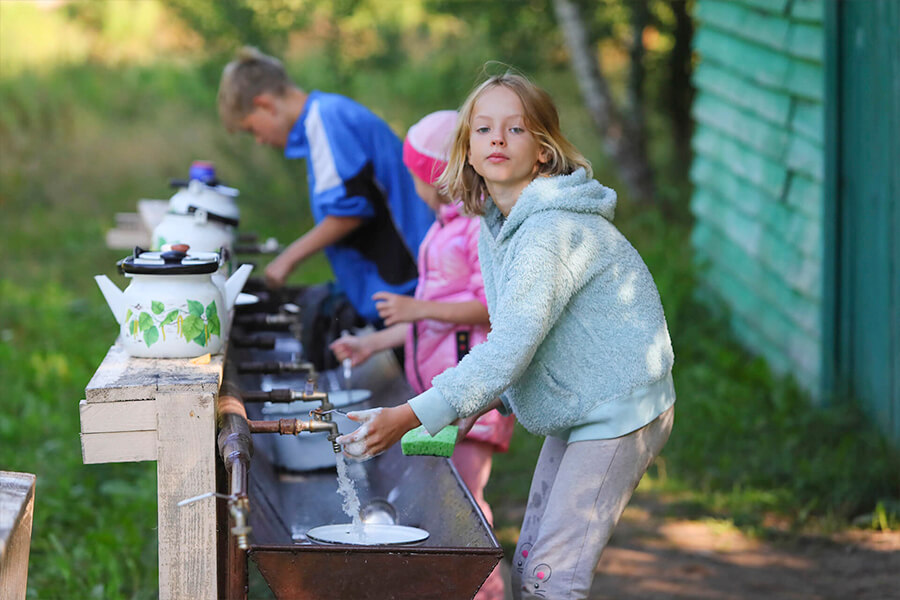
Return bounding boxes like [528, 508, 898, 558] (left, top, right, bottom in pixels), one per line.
[490, 168, 617, 243]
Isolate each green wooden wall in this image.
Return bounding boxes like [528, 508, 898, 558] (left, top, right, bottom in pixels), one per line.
[824, 0, 900, 442]
[690, 0, 825, 395]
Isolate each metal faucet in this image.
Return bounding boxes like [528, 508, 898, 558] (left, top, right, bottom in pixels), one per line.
[246, 379, 342, 453]
[177, 491, 251, 550]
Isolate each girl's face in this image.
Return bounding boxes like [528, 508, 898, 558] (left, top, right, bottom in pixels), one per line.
[410, 172, 444, 212]
[467, 86, 546, 196]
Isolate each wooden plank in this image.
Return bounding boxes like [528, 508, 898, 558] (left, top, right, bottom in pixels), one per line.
[84, 343, 158, 402]
[834, 0, 900, 442]
[732, 0, 788, 14]
[693, 62, 792, 125]
[85, 342, 224, 403]
[0, 471, 35, 600]
[79, 399, 157, 433]
[692, 93, 791, 161]
[787, 22, 824, 61]
[697, 0, 790, 53]
[792, 0, 823, 23]
[156, 391, 217, 600]
[81, 431, 158, 464]
[692, 124, 788, 197]
[137, 198, 169, 233]
[106, 227, 151, 250]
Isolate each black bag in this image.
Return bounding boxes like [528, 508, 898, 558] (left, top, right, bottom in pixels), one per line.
[298, 282, 367, 372]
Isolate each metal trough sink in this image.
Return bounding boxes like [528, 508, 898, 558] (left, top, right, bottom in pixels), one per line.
[230, 324, 503, 600]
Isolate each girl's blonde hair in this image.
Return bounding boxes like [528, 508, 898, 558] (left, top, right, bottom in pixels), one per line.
[437, 72, 591, 215]
[218, 46, 293, 132]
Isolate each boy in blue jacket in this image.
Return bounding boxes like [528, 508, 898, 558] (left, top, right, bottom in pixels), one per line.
[218, 47, 433, 325]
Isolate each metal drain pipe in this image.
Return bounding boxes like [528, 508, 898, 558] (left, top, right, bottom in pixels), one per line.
[218, 367, 253, 600]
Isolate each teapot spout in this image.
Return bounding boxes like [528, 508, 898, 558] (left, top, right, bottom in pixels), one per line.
[94, 275, 126, 325]
[223, 264, 254, 311]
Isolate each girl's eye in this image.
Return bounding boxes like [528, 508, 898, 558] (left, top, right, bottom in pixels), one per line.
[475, 126, 490, 134]
[510, 126, 525, 134]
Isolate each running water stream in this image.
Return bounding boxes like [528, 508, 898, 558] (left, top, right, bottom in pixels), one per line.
[335, 453, 366, 541]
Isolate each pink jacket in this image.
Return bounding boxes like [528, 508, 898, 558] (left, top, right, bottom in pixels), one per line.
[404, 202, 515, 451]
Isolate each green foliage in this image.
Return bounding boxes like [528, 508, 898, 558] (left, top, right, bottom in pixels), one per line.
[160, 0, 316, 54]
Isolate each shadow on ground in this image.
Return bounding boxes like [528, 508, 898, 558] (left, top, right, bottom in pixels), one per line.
[588, 493, 900, 600]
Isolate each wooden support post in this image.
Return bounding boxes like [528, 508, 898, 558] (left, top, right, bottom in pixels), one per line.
[80, 341, 224, 600]
[157, 391, 218, 599]
[0, 471, 36, 600]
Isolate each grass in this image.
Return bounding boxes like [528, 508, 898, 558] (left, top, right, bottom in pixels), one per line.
[1, 53, 898, 600]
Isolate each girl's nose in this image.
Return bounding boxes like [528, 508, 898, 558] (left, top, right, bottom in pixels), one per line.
[491, 136, 505, 147]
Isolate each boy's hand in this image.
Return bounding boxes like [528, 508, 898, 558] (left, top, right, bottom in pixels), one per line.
[337, 404, 420, 460]
[264, 255, 293, 289]
[372, 292, 422, 325]
[329, 334, 373, 367]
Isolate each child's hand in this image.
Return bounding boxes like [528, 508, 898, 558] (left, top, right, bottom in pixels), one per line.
[372, 292, 422, 325]
[454, 414, 479, 443]
[264, 256, 292, 289]
[329, 334, 372, 367]
[337, 404, 420, 460]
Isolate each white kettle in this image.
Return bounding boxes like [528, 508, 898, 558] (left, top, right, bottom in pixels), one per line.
[152, 179, 240, 254]
[95, 246, 253, 358]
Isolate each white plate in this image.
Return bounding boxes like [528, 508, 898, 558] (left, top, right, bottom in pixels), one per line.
[327, 389, 372, 408]
[306, 523, 429, 545]
[235, 292, 259, 306]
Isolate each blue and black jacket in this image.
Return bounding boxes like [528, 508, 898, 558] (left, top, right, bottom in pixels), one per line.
[284, 91, 434, 324]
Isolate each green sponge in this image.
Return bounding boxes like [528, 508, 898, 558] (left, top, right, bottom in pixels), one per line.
[401, 425, 458, 457]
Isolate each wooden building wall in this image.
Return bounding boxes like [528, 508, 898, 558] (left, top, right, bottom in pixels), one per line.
[690, 0, 825, 395]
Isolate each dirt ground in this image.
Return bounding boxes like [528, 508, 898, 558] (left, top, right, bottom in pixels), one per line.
[495, 492, 899, 600]
[587, 494, 900, 600]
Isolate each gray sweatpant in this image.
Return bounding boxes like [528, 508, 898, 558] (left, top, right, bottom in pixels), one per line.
[510, 405, 674, 599]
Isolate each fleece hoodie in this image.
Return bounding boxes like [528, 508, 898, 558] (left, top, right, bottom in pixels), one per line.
[409, 168, 675, 442]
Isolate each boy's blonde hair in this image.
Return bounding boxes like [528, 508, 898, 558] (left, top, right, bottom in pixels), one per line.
[437, 72, 592, 215]
[218, 46, 294, 132]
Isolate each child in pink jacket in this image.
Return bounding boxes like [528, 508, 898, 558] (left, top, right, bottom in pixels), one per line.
[331, 110, 514, 600]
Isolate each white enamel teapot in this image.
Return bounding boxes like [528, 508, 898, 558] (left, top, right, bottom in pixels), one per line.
[152, 178, 240, 256]
[95, 245, 253, 358]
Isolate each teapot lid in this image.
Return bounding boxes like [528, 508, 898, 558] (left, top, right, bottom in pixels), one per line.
[168, 179, 240, 223]
[120, 245, 220, 275]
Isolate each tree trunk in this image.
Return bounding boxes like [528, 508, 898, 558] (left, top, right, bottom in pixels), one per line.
[668, 0, 696, 168]
[551, 0, 656, 203]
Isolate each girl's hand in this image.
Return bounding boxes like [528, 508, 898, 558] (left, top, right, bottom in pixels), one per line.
[454, 414, 479, 443]
[372, 292, 422, 326]
[329, 333, 373, 367]
[337, 404, 420, 461]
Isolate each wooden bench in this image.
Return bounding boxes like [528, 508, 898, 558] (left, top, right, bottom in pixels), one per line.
[1, 471, 36, 600]
[80, 342, 224, 599]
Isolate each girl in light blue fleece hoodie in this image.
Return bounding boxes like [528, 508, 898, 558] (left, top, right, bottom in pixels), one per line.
[337, 73, 675, 600]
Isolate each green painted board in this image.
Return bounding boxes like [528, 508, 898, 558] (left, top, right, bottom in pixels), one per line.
[694, 28, 791, 89]
[697, 0, 790, 52]
[787, 22, 824, 60]
[792, 100, 825, 144]
[692, 124, 787, 197]
[784, 57, 824, 101]
[693, 62, 792, 125]
[786, 134, 824, 181]
[691, 93, 791, 161]
[826, 0, 900, 442]
[785, 174, 823, 220]
[732, 0, 789, 15]
[791, 0, 824, 23]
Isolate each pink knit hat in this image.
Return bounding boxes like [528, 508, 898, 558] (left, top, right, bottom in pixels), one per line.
[402, 110, 459, 185]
